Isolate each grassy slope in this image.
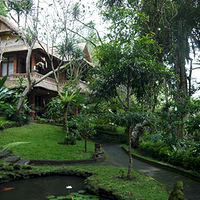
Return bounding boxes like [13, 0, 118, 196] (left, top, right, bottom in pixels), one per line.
[0, 123, 94, 160]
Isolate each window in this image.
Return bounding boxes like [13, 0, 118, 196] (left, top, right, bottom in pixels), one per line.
[1, 56, 14, 76]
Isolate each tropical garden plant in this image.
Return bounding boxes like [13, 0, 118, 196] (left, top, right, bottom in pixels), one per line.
[0, 76, 12, 101]
[69, 114, 96, 152]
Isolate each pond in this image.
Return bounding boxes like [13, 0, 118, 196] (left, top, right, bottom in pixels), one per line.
[0, 176, 112, 200]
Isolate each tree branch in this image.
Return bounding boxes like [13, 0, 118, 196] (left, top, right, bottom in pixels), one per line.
[66, 27, 97, 47]
[116, 95, 128, 111]
[75, 18, 103, 45]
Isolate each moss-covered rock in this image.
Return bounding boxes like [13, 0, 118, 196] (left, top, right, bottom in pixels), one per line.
[168, 181, 186, 200]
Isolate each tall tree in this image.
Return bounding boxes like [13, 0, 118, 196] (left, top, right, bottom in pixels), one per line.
[98, 0, 200, 137]
[91, 7, 168, 179]
[141, 0, 200, 136]
[5, 0, 34, 24]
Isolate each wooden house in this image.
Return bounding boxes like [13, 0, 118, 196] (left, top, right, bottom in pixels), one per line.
[0, 15, 93, 118]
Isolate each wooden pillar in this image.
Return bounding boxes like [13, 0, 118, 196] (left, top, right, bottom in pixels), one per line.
[61, 71, 65, 80]
[74, 107, 78, 117]
[13, 54, 18, 73]
[29, 94, 35, 119]
[31, 54, 36, 72]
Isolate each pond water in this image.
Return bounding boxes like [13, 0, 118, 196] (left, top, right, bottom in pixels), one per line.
[0, 176, 112, 200]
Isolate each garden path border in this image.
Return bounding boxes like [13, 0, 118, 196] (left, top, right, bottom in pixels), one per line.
[121, 146, 200, 182]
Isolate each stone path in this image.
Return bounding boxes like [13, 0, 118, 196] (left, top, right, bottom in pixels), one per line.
[98, 143, 200, 200]
[0, 151, 30, 165]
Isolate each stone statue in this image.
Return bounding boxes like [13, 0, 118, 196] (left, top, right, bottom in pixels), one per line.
[131, 120, 148, 148]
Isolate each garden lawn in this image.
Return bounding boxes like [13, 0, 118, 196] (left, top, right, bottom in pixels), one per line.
[38, 165, 169, 200]
[81, 165, 169, 200]
[0, 123, 95, 160]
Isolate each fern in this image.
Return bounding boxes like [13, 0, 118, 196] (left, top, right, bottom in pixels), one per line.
[0, 120, 7, 129]
[1, 142, 30, 152]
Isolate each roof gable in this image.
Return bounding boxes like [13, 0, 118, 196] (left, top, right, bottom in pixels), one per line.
[0, 15, 19, 35]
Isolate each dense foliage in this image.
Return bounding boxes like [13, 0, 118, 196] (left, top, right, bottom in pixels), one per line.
[139, 133, 200, 173]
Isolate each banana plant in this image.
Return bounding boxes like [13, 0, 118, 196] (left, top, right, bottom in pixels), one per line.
[0, 76, 12, 101]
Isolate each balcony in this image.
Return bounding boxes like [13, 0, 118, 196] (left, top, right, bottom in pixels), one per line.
[3, 72, 88, 92]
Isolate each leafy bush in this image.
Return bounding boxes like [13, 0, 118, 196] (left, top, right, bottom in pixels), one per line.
[68, 114, 96, 151]
[64, 134, 76, 145]
[158, 146, 171, 162]
[0, 120, 7, 130]
[139, 134, 200, 172]
[94, 124, 117, 133]
[3, 101, 30, 124]
[37, 117, 49, 124]
[43, 98, 63, 122]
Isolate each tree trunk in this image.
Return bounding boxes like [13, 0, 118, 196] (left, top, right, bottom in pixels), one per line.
[126, 74, 132, 179]
[17, 45, 35, 119]
[17, 83, 33, 111]
[64, 104, 69, 133]
[175, 21, 188, 137]
[188, 58, 193, 97]
[127, 125, 132, 179]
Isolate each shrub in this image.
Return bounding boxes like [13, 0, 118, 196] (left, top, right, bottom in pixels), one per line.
[94, 124, 117, 134]
[167, 149, 184, 166]
[139, 131, 200, 172]
[43, 98, 63, 122]
[64, 134, 76, 145]
[139, 140, 155, 156]
[37, 117, 48, 124]
[152, 140, 166, 158]
[0, 120, 7, 130]
[158, 146, 171, 162]
[194, 156, 200, 172]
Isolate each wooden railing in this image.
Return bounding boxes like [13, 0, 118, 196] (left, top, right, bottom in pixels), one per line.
[2, 72, 88, 91]
[7, 72, 64, 85]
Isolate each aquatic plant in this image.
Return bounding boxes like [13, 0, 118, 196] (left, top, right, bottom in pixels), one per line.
[46, 190, 99, 200]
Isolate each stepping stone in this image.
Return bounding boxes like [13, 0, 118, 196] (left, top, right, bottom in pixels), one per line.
[16, 159, 30, 165]
[0, 151, 10, 158]
[4, 156, 20, 163]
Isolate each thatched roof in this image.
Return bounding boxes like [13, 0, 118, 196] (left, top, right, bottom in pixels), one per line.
[0, 15, 19, 34]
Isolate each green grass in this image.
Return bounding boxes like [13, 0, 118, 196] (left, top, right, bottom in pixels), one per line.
[38, 165, 169, 200]
[0, 123, 95, 160]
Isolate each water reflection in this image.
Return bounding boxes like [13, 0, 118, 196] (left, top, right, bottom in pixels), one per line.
[0, 176, 85, 200]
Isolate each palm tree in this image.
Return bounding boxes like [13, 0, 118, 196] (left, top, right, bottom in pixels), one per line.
[58, 91, 76, 133]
